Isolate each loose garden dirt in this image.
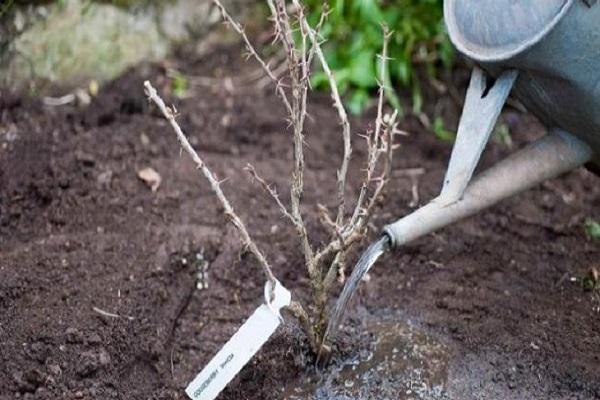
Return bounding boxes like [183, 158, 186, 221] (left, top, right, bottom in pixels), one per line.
[1, 46, 599, 400]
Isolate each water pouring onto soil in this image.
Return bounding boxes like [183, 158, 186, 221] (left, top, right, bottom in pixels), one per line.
[287, 311, 450, 399]
[317, 235, 391, 366]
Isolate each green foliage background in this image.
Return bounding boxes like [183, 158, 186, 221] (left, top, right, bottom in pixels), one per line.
[305, 0, 453, 114]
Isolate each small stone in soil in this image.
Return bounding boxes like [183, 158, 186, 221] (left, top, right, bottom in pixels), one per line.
[76, 349, 111, 377]
[86, 333, 102, 345]
[65, 328, 82, 344]
[12, 368, 45, 393]
[48, 364, 62, 376]
[29, 342, 49, 363]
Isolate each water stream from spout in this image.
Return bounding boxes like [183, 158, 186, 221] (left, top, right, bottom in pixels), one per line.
[317, 235, 391, 366]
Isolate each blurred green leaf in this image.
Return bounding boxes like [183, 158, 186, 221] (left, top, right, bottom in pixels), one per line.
[311, 71, 330, 88]
[585, 219, 600, 239]
[582, 276, 596, 291]
[171, 73, 188, 99]
[0, 0, 14, 17]
[432, 117, 455, 142]
[349, 50, 376, 87]
[493, 123, 513, 148]
[347, 89, 370, 115]
[411, 76, 423, 114]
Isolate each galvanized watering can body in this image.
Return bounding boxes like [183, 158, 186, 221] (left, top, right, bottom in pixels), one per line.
[384, 0, 599, 247]
[445, 0, 600, 154]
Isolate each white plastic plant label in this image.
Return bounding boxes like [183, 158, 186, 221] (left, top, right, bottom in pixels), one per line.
[185, 280, 291, 400]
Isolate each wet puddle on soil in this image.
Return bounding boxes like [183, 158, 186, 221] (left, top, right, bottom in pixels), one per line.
[283, 313, 450, 399]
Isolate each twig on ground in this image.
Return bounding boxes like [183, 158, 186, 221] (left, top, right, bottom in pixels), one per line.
[43, 93, 76, 106]
[170, 346, 175, 380]
[92, 306, 135, 321]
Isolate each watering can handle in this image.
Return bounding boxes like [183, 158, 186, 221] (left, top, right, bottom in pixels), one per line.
[437, 67, 518, 206]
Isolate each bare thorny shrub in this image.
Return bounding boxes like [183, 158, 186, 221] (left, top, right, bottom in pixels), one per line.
[144, 0, 401, 355]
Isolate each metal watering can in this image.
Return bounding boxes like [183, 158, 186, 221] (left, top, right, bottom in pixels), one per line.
[383, 0, 600, 247]
[318, 0, 600, 364]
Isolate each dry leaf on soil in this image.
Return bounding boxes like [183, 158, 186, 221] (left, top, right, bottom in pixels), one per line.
[137, 167, 161, 192]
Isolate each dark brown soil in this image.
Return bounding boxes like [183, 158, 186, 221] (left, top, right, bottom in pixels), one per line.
[1, 46, 599, 400]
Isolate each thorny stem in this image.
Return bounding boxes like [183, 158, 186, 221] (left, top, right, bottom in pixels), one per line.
[144, 81, 277, 284]
[292, 0, 351, 228]
[214, 0, 321, 348]
[321, 27, 396, 295]
[317, 203, 338, 235]
[266, 0, 316, 281]
[145, 80, 318, 347]
[347, 26, 393, 232]
[213, 0, 293, 117]
[365, 111, 398, 216]
[245, 164, 295, 224]
[287, 300, 317, 350]
[304, 6, 329, 82]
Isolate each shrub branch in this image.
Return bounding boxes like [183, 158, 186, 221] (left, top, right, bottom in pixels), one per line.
[144, 81, 277, 285]
[213, 0, 293, 117]
[292, 0, 352, 227]
[158, 1, 402, 353]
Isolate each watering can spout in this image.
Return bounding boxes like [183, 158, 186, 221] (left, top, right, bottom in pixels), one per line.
[384, 129, 593, 248]
[384, 65, 594, 248]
